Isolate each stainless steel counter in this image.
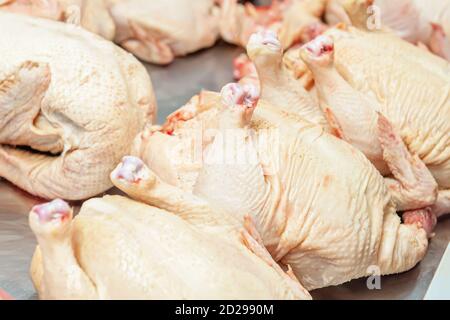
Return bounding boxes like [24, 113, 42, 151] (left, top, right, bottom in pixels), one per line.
[1, 42, 449, 300]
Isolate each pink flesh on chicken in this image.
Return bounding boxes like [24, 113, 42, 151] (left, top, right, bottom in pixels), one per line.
[32, 199, 72, 224]
[111, 156, 149, 184]
[403, 209, 437, 238]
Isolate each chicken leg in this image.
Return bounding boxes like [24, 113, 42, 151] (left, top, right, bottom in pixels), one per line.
[246, 30, 327, 128]
[111, 156, 214, 225]
[29, 199, 97, 300]
[193, 83, 274, 223]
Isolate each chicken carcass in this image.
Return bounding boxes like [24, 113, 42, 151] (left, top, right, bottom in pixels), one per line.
[243, 30, 445, 220]
[220, 0, 327, 49]
[297, 25, 450, 217]
[29, 196, 310, 300]
[109, 0, 221, 64]
[1, 0, 221, 65]
[128, 83, 431, 290]
[0, 0, 116, 40]
[0, 12, 156, 200]
[325, 0, 450, 60]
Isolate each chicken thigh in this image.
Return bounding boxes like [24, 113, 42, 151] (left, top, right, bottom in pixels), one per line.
[0, 12, 156, 200]
[128, 83, 430, 290]
[29, 196, 310, 300]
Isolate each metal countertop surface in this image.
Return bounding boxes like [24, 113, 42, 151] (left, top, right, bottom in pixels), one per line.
[1, 42, 449, 300]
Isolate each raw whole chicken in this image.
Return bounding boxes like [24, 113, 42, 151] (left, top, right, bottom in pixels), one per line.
[0, 12, 156, 200]
[29, 197, 310, 300]
[325, 0, 450, 60]
[0, 0, 116, 40]
[296, 25, 450, 218]
[220, 0, 328, 49]
[243, 27, 449, 219]
[0, 0, 221, 65]
[109, 0, 221, 65]
[129, 83, 432, 290]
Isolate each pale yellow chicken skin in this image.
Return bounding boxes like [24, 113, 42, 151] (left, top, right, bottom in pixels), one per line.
[0, 0, 116, 40]
[30, 196, 310, 300]
[325, 0, 450, 60]
[109, 0, 221, 64]
[249, 23, 450, 217]
[0, 12, 156, 200]
[0, 0, 221, 65]
[297, 25, 450, 217]
[131, 84, 430, 290]
[220, 0, 328, 49]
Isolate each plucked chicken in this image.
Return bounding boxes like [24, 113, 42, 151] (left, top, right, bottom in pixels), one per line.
[129, 83, 431, 290]
[297, 25, 450, 218]
[0, 0, 116, 40]
[1, 0, 221, 65]
[244, 27, 449, 219]
[109, 0, 221, 65]
[325, 0, 450, 60]
[29, 196, 310, 300]
[0, 12, 156, 200]
[220, 0, 327, 49]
